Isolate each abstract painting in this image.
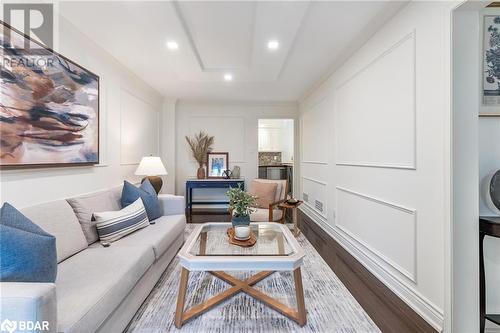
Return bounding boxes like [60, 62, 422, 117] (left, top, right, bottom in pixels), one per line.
[482, 15, 500, 114]
[0, 21, 99, 167]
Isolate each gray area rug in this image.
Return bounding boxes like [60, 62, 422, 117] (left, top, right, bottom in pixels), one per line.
[126, 224, 380, 333]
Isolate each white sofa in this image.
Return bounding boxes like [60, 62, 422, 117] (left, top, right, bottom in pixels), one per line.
[0, 187, 186, 333]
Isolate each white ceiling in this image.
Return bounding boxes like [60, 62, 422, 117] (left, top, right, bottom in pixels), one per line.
[58, 1, 407, 102]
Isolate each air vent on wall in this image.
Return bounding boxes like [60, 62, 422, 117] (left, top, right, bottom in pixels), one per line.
[315, 200, 324, 212]
[303, 193, 309, 202]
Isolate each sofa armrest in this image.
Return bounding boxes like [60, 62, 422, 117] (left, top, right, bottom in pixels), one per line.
[0, 282, 57, 332]
[158, 194, 185, 216]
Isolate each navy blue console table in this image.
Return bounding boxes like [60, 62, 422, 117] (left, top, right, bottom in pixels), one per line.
[185, 178, 245, 213]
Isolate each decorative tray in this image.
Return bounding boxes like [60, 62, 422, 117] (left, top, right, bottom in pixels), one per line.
[227, 227, 256, 247]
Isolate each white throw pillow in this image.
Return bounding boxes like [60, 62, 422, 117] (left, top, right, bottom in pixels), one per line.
[93, 198, 149, 245]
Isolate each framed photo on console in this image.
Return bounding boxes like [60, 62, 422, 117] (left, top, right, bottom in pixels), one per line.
[207, 152, 229, 178]
[0, 21, 99, 168]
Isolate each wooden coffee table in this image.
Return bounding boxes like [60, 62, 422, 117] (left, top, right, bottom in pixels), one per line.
[175, 222, 306, 328]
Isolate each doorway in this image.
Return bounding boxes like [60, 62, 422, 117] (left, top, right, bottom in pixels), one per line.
[257, 119, 294, 197]
[451, 2, 500, 332]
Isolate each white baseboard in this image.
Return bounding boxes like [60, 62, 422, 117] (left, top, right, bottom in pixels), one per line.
[299, 205, 444, 332]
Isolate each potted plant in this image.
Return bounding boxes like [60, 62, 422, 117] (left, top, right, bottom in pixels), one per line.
[227, 185, 257, 227]
[185, 131, 214, 179]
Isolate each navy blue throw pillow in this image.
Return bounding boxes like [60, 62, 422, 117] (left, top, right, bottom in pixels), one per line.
[121, 180, 161, 220]
[0, 203, 57, 283]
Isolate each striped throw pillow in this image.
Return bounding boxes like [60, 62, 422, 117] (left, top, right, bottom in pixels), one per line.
[94, 198, 149, 244]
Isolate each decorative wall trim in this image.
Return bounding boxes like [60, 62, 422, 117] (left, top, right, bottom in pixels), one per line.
[334, 30, 417, 170]
[299, 205, 444, 332]
[336, 186, 415, 214]
[120, 88, 160, 165]
[336, 162, 416, 170]
[301, 176, 327, 186]
[335, 186, 417, 283]
[301, 161, 328, 165]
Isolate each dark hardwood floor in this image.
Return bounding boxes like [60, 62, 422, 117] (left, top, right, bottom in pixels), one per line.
[185, 209, 437, 333]
[186, 208, 231, 223]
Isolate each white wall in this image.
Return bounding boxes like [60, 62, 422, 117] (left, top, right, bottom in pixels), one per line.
[175, 101, 297, 202]
[0, 16, 164, 207]
[160, 99, 178, 194]
[452, 7, 480, 333]
[299, 2, 456, 331]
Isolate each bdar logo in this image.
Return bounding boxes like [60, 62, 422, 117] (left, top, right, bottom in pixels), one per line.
[0, 319, 17, 333]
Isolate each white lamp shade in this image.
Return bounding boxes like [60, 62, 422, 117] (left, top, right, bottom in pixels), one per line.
[135, 156, 168, 176]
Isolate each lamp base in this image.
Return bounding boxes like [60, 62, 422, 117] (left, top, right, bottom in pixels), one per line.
[141, 176, 163, 194]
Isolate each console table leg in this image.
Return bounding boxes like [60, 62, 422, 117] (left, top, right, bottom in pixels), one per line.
[189, 188, 193, 214]
[175, 268, 190, 328]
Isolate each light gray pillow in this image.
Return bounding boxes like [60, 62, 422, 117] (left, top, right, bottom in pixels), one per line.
[67, 191, 121, 244]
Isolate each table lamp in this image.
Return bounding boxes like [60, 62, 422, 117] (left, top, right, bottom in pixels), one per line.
[135, 156, 168, 194]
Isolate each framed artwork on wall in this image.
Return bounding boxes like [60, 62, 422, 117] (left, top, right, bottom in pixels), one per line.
[0, 21, 99, 168]
[482, 15, 500, 116]
[207, 152, 229, 178]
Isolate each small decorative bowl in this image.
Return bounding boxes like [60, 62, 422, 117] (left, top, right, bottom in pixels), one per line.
[286, 198, 299, 205]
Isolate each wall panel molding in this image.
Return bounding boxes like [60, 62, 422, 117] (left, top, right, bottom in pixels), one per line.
[335, 186, 417, 283]
[301, 161, 328, 165]
[120, 88, 160, 165]
[335, 31, 417, 170]
[299, 208, 443, 332]
[301, 176, 327, 186]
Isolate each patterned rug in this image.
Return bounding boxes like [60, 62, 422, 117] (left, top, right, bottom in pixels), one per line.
[126, 224, 380, 333]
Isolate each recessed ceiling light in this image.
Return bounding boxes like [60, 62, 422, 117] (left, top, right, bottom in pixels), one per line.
[267, 40, 279, 50]
[166, 40, 179, 50]
[224, 73, 233, 81]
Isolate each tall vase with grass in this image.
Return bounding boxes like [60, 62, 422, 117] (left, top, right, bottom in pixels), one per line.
[227, 186, 257, 227]
[185, 131, 214, 179]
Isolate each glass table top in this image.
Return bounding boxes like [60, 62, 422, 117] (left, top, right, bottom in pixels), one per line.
[188, 223, 294, 256]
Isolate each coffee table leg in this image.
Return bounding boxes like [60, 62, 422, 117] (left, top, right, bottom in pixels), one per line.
[175, 267, 190, 328]
[294, 267, 307, 326]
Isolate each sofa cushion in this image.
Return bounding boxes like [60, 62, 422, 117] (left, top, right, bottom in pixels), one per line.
[254, 179, 287, 202]
[56, 245, 154, 333]
[21, 200, 88, 263]
[249, 180, 278, 208]
[0, 203, 57, 282]
[102, 214, 186, 260]
[67, 190, 121, 245]
[121, 180, 161, 220]
[94, 198, 150, 245]
[250, 208, 283, 222]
